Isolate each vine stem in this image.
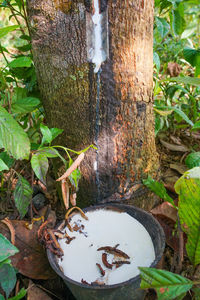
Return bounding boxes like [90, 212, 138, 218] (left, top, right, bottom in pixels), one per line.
[21, 0, 33, 57]
[0, 44, 9, 64]
[53, 145, 80, 155]
[177, 214, 184, 273]
[30, 169, 34, 220]
[5, 0, 26, 36]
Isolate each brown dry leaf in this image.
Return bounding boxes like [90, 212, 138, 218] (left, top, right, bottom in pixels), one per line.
[167, 62, 182, 77]
[160, 139, 189, 152]
[191, 131, 200, 140]
[154, 215, 187, 255]
[151, 202, 177, 223]
[28, 280, 53, 300]
[170, 163, 188, 175]
[70, 193, 76, 206]
[194, 265, 200, 281]
[61, 180, 69, 210]
[163, 168, 179, 184]
[57, 152, 85, 182]
[169, 135, 182, 145]
[0, 220, 56, 279]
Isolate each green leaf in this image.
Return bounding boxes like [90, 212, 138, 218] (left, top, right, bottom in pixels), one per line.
[153, 52, 160, 71]
[0, 106, 30, 160]
[16, 44, 32, 52]
[37, 147, 59, 158]
[0, 152, 14, 168]
[154, 108, 174, 116]
[192, 120, 200, 130]
[50, 128, 64, 141]
[183, 47, 200, 67]
[12, 87, 27, 103]
[143, 176, 175, 207]
[181, 27, 196, 39]
[155, 0, 160, 7]
[40, 124, 52, 145]
[37, 147, 67, 165]
[69, 168, 81, 189]
[193, 287, 200, 299]
[156, 17, 170, 38]
[14, 175, 33, 218]
[5, 76, 15, 83]
[0, 294, 5, 300]
[0, 263, 16, 298]
[139, 267, 193, 300]
[185, 152, 200, 169]
[175, 167, 200, 265]
[19, 34, 31, 41]
[155, 17, 165, 38]
[183, 48, 200, 77]
[15, 0, 23, 10]
[0, 158, 9, 171]
[0, 234, 19, 262]
[9, 288, 27, 300]
[171, 8, 186, 36]
[31, 153, 49, 184]
[9, 57, 32, 68]
[48, 147, 68, 166]
[160, 0, 172, 13]
[164, 77, 200, 86]
[173, 107, 194, 126]
[155, 116, 164, 136]
[0, 25, 19, 39]
[175, 292, 186, 300]
[0, 258, 11, 268]
[11, 97, 40, 114]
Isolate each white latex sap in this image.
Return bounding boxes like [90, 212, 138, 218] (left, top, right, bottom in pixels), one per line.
[92, 0, 104, 73]
[58, 209, 155, 285]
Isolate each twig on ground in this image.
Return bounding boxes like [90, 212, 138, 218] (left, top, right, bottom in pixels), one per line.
[1, 218, 15, 245]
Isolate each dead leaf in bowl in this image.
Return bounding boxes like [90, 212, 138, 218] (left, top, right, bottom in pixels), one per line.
[0, 220, 56, 279]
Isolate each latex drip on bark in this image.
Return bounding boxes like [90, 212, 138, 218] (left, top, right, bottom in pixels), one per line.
[86, 0, 109, 202]
[84, 0, 108, 13]
[94, 70, 101, 203]
[86, 0, 109, 72]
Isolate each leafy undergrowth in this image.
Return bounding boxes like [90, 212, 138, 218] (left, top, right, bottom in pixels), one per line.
[143, 154, 200, 299]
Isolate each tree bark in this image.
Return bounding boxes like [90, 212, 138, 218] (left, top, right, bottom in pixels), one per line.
[27, 0, 159, 210]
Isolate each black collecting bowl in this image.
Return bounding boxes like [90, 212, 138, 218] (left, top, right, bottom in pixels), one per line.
[47, 204, 165, 300]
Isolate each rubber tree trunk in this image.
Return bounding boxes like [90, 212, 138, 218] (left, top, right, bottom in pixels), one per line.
[27, 0, 159, 210]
